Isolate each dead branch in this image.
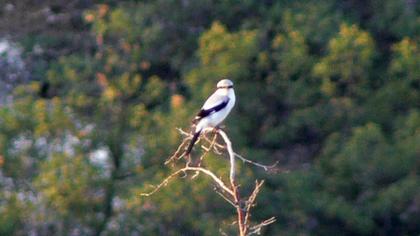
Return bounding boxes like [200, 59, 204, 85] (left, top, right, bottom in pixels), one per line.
[244, 180, 264, 226]
[164, 137, 190, 165]
[217, 129, 236, 185]
[142, 128, 276, 235]
[217, 129, 246, 236]
[247, 217, 277, 236]
[214, 187, 236, 207]
[234, 153, 279, 171]
[141, 166, 234, 197]
[197, 132, 218, 166]
[175, 128, 278, 171]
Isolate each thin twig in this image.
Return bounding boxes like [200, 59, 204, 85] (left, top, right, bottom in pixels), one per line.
[219, 228, 229, 236]
[176, 127, 192, 136]
[146, 127, 276, 235]
[247, 217, 277, 235]
[234, 153, 279, 171]
[140, 169, 187, 197]
[197, 132, 217, 166]
[164, 137, 190, 165]
[179, 128, 278, 171]
[244, 180, 264, 226]
[141, 166, 234, 197]
[202, 134, 225, 149]
[214, 187, 236, 207]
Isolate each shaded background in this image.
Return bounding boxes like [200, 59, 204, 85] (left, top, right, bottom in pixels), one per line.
[0, 0, 419, 235]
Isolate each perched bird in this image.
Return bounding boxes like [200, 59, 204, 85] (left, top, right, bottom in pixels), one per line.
[185, 79, 236, 156]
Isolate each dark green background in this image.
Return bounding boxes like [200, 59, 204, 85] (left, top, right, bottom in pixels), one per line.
[0, 1, 419, 235]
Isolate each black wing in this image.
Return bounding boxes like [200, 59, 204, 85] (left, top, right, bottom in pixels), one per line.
[193, 98, 229, 123]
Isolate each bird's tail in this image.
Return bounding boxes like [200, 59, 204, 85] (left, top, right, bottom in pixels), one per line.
[185, 130, 201, 156]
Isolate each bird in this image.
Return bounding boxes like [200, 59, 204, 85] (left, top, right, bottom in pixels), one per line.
[185, 79, 236, 158]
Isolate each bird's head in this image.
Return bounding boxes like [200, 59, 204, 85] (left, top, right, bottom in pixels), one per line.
[216, 79, 234, 90]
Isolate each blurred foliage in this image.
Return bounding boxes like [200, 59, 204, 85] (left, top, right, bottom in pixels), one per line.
[313, 23, 375, 97]
[0, 0, 419, 235]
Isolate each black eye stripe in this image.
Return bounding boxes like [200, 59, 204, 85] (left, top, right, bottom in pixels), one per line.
[217, 85, 233, 89]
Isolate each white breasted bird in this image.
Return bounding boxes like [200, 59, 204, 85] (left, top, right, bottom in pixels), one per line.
[185, 79, 236, 156]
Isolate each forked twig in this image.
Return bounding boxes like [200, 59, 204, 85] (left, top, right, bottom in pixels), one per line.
[248, 217, 277, 235]
[234, 153, 279, 171]
[175, 128, 278, 171]
[197, 132, 218, 166]
[143, 127, 276, 235]
[244, 180, 264, 226]
[164, 137, 190, 165]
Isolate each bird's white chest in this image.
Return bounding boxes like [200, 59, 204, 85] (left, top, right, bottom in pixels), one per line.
[200, 90, 235, 128]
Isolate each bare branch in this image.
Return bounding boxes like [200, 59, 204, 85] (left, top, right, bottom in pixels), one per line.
[164, 137, 190, 165]
[202, 133, 225, 149]
[234, 153, 279, 171]
[147, 127, 276, 235]
[140, 168, 187, 197]
[197, 132, 217, 166]
[247, 217, 277, 236]
[244, 180, 265, 226]
[219, 228, 229, 236]
[141, 166, 234, 197]
[217, 129, 236, 185]
[178, 127, 278, 171]
[176, 127, 192, 136]
[214, 187, 236, 207]
[210, 139, 278, 171]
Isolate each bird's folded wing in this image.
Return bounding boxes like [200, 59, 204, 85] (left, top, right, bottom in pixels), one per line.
[194, 94, 230, 121]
